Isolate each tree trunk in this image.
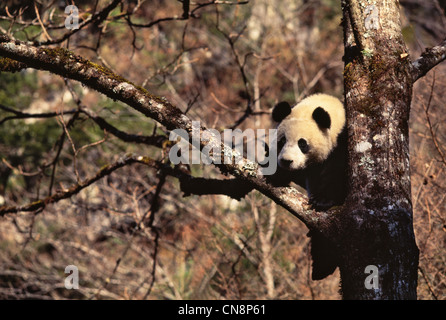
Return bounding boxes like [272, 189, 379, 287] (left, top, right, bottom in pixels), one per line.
[340, 0, 419, 299]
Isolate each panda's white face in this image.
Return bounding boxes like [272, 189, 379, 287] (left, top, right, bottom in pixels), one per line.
[277, 118, 333, 170]
[272, 94, 345, 172]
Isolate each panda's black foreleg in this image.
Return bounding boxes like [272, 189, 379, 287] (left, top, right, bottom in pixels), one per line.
[308, 196, 336, 212]
[308, 229, 339, 280]
[307, 192, 340, 280]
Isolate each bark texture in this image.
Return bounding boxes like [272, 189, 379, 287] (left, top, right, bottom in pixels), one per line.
[340, 0, 419, 299]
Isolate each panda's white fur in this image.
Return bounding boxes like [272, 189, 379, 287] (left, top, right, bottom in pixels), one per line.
[270, 93, 347, 280]
[277, 94, 345, 170]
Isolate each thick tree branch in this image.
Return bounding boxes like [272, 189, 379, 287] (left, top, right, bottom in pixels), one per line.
[412, 39, 446, 82]
[0, 36, 333, 233]
[0, 57, 27, 72]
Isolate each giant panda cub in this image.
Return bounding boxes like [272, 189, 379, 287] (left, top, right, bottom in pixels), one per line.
[271, 93, 348, 280]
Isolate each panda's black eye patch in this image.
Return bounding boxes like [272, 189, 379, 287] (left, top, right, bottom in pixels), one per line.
[298, 138, 309, 154]
[313, 106, 331, 129]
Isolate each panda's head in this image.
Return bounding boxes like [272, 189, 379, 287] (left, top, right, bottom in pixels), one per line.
[272, 94, 345, 171]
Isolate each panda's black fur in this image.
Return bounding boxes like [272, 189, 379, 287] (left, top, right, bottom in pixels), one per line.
[270, 94, 348, 280]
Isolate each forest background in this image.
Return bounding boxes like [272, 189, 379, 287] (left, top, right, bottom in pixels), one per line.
[0, 0, 445, 299]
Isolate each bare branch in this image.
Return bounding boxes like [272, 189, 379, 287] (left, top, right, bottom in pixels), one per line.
[125, 1, 249, 29]
[0, 154, 250, 215]
[412, 39, 446, 82]
[33, 0, 122, 46]
[0, 154, 141, 216]
[423, 73, 446, 166]
[75, 106, 168, 148]
[0, 104, 78, 125]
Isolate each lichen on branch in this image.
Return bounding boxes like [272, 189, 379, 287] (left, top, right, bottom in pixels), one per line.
[412, 39, 446, 82]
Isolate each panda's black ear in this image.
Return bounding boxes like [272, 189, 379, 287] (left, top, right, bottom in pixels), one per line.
[313, 107, 331, 129]
[272, 101, 292, 122]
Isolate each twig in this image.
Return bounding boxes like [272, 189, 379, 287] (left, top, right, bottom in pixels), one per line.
[210, 92, 243, 113]
[57, 112, 80, 181]
[141, 172, 166, 299]
[142, 229, 159, 299]
[214, 6, 253, 129]
[423, 73, 446, 166]
[0, 154, 252, 216]
[81, 108, 168, 147]
[34, 2, 52, 42]
[418, 266, 438, 300]
[48, 112, 80, 196]
[126, 0, 249, 28]
[0, 154, 142, 216]
[33, 0, 122, 46]
[0, 104, 78, 125]
[92, 168, 166, 300]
